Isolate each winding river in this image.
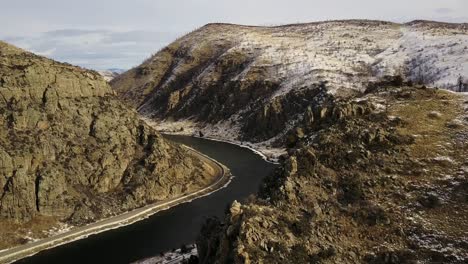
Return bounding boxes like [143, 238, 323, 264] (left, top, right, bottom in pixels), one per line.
[15, 135, 276, 264]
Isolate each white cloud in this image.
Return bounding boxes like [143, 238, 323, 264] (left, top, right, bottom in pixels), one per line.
[3, 29, 179, 70]
[435, 8, 454, 14]
[33, 48, 57, 57]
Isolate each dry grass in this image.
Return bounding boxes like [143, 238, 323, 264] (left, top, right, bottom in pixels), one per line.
[389, 88, 462, 161]
[0, 216, 60, 250]
[389, 88, 468, 250]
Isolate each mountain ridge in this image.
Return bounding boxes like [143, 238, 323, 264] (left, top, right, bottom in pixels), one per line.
[111, 19, 468, 160]
[181, 19, 467, 31]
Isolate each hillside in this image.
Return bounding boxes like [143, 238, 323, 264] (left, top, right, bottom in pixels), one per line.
[111, 20, 468, 160]
[0, 41, 213, 249]
[197, 86, 468, 263]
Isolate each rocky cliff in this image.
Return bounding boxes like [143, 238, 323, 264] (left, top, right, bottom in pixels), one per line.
[197, 86, 468, 263]
[0, 41, 212, 248]
[111, 20, 468, 159]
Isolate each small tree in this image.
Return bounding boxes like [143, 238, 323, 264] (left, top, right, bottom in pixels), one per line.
[457, 75, 464, 92]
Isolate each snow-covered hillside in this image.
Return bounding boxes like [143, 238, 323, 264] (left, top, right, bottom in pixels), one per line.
[111, 20, 468, 160]
[375, 22, 468, 91]
[98, 68, 125, 81]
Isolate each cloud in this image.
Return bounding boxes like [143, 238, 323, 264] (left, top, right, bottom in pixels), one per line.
[435, 8, 454, 14]
[3, 29, 180, 70]
[33, 48, 56, 56]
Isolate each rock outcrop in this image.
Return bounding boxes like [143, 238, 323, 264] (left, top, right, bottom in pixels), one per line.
[0, 41, 212, 246]
[197, 86, 468, 263]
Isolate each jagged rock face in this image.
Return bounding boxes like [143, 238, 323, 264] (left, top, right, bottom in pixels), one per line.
[111, 20, 468, 144]
[0, 41, 211, 224]
[197, 87, 468, 263]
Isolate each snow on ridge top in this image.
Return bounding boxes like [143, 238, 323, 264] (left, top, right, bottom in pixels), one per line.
[136, 20, 467, 103]
[200, 19, 398, 30]
[191, 21, 467, 95]
[375, 26, 468, 91]
[405, 20, 468, 31]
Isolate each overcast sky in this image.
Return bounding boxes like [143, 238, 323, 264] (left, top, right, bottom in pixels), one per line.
[1, 0, 466, 70]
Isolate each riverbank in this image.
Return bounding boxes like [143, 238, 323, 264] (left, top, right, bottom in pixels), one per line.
[143, 118, 284, 164]
[0, 146, 231, 264]
[132, 244, 198, 264]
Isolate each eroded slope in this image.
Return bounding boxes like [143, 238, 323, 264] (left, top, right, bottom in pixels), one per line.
[197, 86, 468, 263]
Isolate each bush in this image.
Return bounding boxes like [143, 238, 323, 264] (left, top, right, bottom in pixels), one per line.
[418, 193, 441, 209]
[353, 202, 389, 226]
[339, 174, 364, 204]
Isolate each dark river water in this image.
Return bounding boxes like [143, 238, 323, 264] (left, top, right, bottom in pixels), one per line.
[16, 135, 276, 264]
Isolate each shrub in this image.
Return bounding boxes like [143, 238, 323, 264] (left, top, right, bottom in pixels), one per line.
[353, 202, 389, 226]
[339, 174, 364, 204]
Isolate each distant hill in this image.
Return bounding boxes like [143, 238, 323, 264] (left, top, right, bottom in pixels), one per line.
[98, 68, 126, 81]
[111, 20, 468, 158]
